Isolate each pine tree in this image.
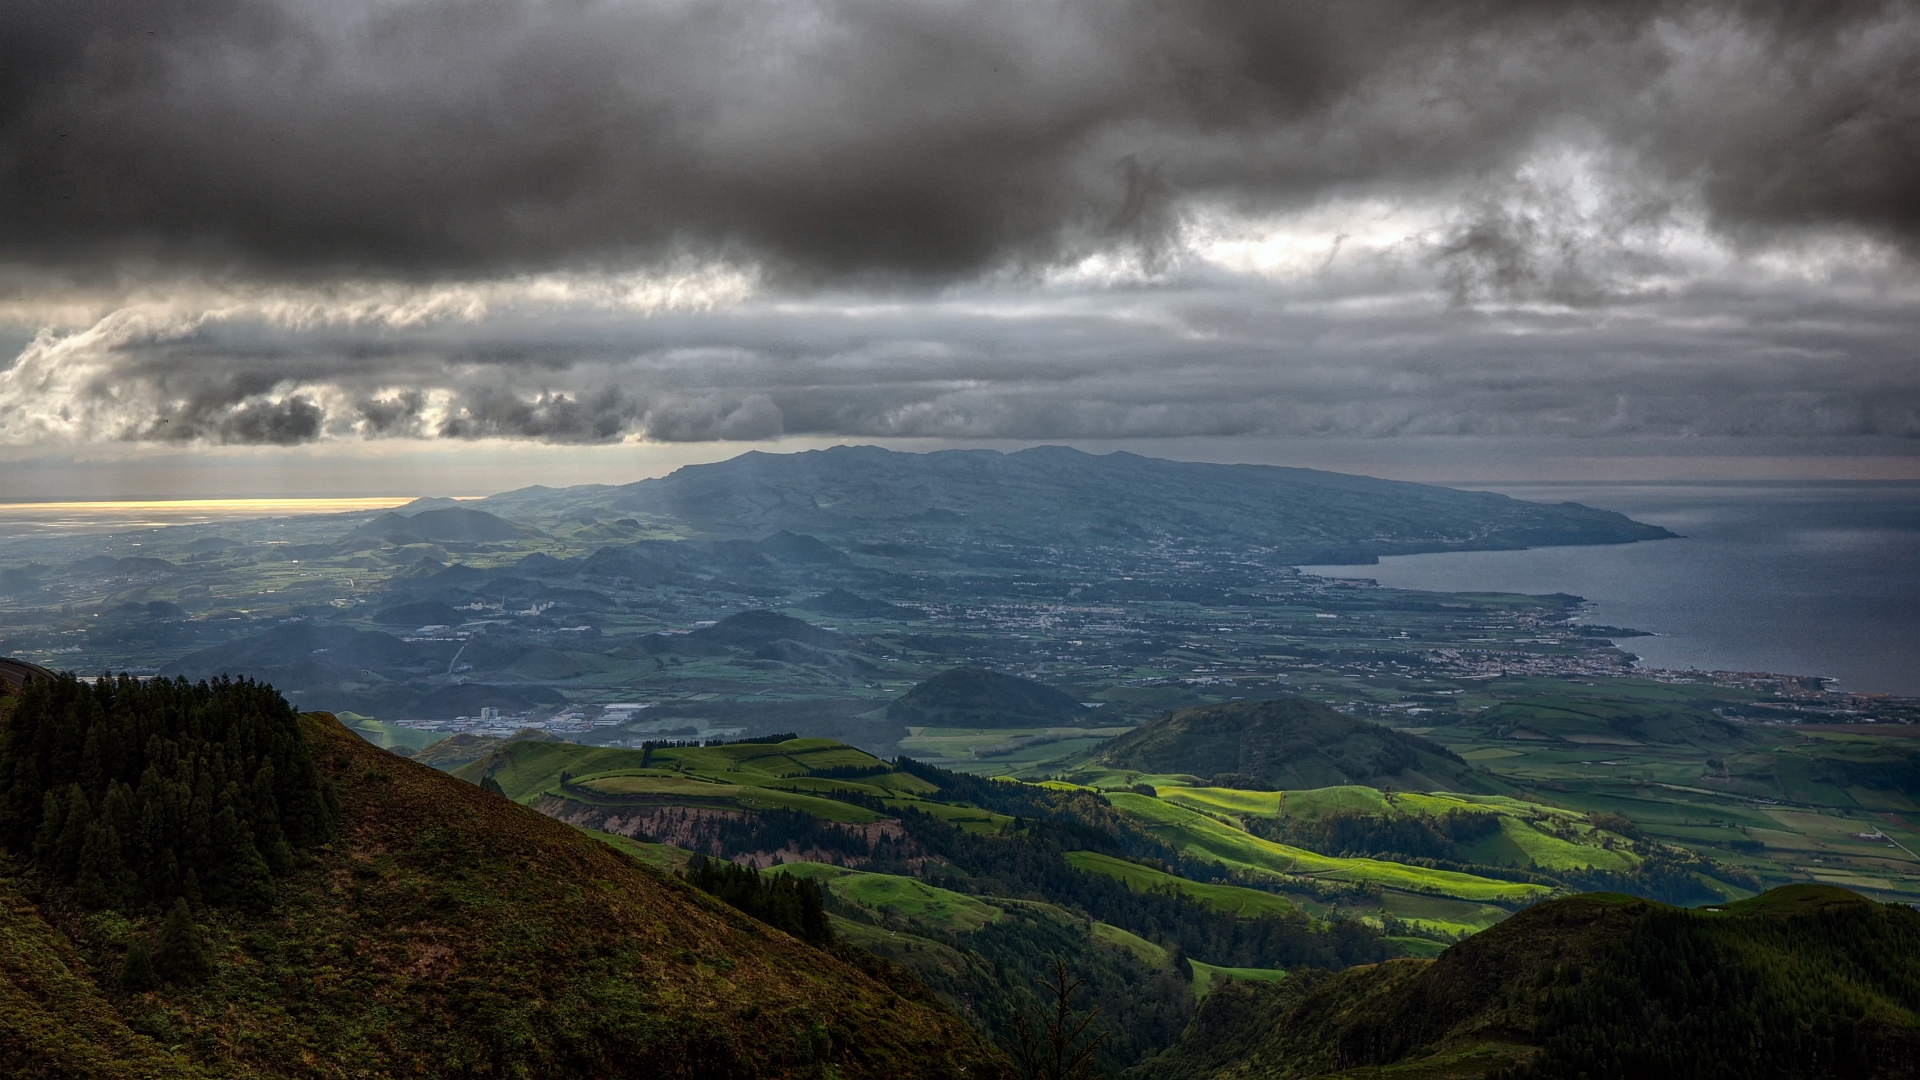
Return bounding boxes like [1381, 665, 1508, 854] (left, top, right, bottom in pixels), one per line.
[153, 897, 211, 983]
[249, 760, 291, 874]
[75, 816, 128, 909]
[210, 805, 277, 913]
[121, 936, 157, 992]
[31, 788, 64, 864]
[1167, 943, 1193, 982]
[0, 674, 335, 910]
[52, 784, 91, 879]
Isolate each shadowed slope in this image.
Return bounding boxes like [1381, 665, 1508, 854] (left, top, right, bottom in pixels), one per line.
[1138, 885, 1920, 1080]
[0, 867, 203, 1079]
[0, 708, 1005, 1080]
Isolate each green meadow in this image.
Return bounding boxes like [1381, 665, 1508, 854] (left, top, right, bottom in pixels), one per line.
[1086, 922, 1289, 998]
[1189, 960, 1290, 998]
[1104, 792, 1550, 904]
[770, 863, 1005, 931]
[1064, 851, 1298, 918]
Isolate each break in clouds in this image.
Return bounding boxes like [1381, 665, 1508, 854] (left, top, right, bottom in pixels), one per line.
[1, 0, 1917, 447]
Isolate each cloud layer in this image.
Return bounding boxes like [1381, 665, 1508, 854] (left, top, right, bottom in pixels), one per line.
[4, 0, 1917, 279]
[4, 212, 1915, 447]
[1, 0, 1917, 451]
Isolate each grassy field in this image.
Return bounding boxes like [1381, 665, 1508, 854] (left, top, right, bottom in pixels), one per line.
[898, 725, 1136, 777]
[1156, 784, 1637, 873]
[771, 863, 1005, 931]
[584, 828, 693, 872]
[1105, 792, 1550, 904]
[1089, 920, 1167, 966]
[1384, 937, 1448, 959]
[1190, 960, 1290, 998]
[1086, 922, 1288, 998]
[341, 715, 443, 751]
[573, 773, 889, 822]
[451, 734, 990, 822]
[1065, 851, 1297, 918]
[1101, 680, 1920, 908]
[1376, 890, 1516, 937]
[1398, 683, 1920, 904]
[884, 797, 1014, 834]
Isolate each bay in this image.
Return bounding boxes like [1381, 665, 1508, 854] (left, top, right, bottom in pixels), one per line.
[1299, 482, 1920, 697]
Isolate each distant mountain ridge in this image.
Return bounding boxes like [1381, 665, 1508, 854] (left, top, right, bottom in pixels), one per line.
[346, 505, 544, 544]
[478, 444, 1672, 562]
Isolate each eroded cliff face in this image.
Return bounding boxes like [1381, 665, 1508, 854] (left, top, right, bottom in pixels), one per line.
[532, 794, 927, 869]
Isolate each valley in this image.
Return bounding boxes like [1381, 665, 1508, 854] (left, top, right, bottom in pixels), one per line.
[1, 446, 1916, 1077]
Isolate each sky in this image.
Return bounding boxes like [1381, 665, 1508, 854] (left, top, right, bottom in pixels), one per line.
[2, 0, 1917, 497]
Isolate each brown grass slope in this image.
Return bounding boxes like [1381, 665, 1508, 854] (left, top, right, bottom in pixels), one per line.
[0, 867, 205, 1079]
[0, 712, 1005, 1080]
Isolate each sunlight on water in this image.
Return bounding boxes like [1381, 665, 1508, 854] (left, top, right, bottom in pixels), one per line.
[0, 498, 428, 538]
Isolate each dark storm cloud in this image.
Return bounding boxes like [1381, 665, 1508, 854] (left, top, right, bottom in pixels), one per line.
[2, 0, 1916, 280]
[28, 264, 1912, 446]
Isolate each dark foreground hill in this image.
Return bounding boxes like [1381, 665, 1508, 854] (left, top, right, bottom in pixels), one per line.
[887, 666, 1094, 729]
[0, 702, 1004, 1079]
[1138, 885, 1920, 1080]
[481, 444, 1673, 561]
[1094, 697, 1486, 791]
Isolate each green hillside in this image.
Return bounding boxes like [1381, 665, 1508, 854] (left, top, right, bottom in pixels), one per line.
[449, 735, 1416, 1071]
[450, 734, 968, 828]
[0, 696, 1004, 1079]
[1137, 884, 1920, 1080]
[774, 862, 1006, 931]
[1064, 851, 1299, 918]
[1091, 698, 1490, 792]
[886, 666, 1094, 729]
[1157, 785, 1641, 873]
[406, 716, 1894, 1075]
[1104, 792, 1550, 905]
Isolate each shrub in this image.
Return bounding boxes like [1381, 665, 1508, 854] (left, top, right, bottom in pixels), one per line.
[120, 935, 157, 991]
[153, 898, 212, 983]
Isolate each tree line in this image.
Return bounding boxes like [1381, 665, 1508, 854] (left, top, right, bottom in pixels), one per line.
[0, 673, 337, 913]
[681, 854, 834, 946]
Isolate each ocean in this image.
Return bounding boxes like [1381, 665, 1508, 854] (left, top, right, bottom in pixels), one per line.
[0, 498, 415, 542]
[3, 484, 1915, 696]
[1298, 482, 1920, 698]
